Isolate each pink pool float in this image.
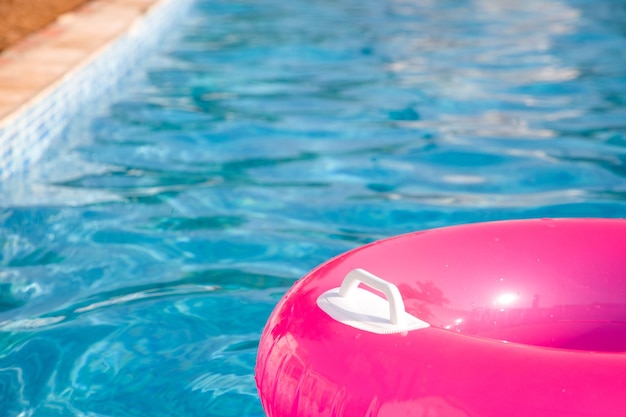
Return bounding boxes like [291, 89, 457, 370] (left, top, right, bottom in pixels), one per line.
[255, 218, 626, 417]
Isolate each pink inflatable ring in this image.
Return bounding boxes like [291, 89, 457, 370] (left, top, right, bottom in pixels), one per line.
[255, 218, 626, 417]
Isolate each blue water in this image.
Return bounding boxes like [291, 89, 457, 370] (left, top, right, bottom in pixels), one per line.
[1, 0, 626, 415]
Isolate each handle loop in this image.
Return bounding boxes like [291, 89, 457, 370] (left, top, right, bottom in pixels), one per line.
[339, 268, 405, 325]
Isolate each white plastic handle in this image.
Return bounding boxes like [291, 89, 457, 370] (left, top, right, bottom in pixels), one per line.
[339, 269, 406, 325]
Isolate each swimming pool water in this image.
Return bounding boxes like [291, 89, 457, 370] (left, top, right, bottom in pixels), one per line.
[1, 0, 626, 415]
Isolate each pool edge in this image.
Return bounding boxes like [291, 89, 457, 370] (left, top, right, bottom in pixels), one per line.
[0, 0, 195, 179]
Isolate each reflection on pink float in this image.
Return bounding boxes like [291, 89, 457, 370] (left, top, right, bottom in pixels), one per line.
[256, 218, 626, 417]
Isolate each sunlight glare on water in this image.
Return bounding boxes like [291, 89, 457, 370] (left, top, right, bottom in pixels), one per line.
[0, 0, 625, 415]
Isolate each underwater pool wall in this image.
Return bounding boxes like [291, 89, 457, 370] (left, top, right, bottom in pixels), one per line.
[0, 0, 195, 179]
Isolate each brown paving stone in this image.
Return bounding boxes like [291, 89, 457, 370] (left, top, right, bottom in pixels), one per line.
[0, 0, 92, 51]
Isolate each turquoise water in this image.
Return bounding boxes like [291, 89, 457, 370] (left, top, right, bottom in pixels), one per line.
[1, 0, 626, 415]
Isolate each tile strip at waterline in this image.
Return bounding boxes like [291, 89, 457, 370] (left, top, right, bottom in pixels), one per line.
[0, 0, 195, 179]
